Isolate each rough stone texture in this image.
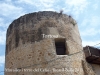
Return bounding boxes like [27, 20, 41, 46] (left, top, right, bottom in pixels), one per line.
[5, 11, 96, 75]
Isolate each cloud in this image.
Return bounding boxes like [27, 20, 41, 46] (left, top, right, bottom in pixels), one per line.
[16, 0, 58, 11]
[17, 0, 56, 7]
[0, 1, 26, 45]
[81, 15, 100, 28]
[0, 2, 25, 19]
[65, 0, 89, 14]
[0, 18, 5, 27]
[17, 0, 35, 5]
[7, 0, 11, 1]
[93, 3, 98, 10]
[90, 16, 100, 27]
[92, 0, 100, 10]
[0, 30, 6, 45]
[3, 0, 89, 19]
[81, 28, 100, 36]
[0, 0, 99, 47]
[39, 0, 56, 8]
[0, 18, 9, 29]
[0, 55, 5, 66]
[80, 15, 100, 37]
[82, 40, 100, 47]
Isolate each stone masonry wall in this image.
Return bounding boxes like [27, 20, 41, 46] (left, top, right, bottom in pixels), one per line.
[5, 11, 96, 75]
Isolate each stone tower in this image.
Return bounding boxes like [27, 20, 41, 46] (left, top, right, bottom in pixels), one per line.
[5, 11, 95, 75]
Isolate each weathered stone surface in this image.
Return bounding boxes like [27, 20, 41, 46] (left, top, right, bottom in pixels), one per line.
[5, 11, 97, 75]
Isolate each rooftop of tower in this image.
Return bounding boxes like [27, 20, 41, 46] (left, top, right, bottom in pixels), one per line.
[8, 11, 67, 29]
[7, 11, 76, 37]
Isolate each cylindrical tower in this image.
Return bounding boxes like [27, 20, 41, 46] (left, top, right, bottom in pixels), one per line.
[5, 11, 85, 75]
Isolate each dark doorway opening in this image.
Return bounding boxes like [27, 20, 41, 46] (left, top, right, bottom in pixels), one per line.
[55, 38, 67, 55]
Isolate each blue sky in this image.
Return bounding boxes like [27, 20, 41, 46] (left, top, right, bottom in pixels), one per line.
[0, 0, 100, 75]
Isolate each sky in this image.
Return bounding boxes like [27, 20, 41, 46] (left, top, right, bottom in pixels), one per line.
[0, 0, 100, 75]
